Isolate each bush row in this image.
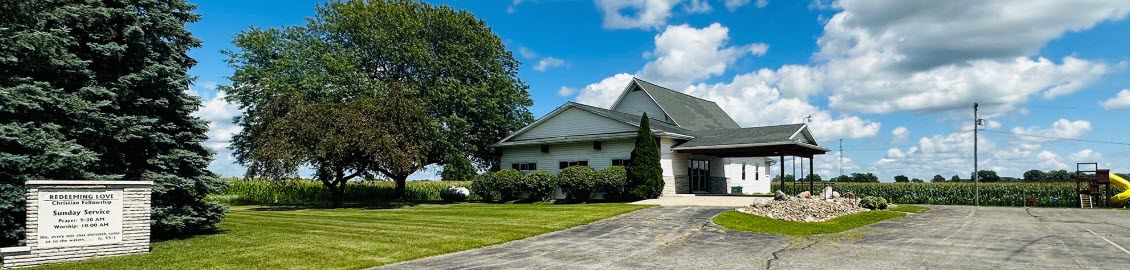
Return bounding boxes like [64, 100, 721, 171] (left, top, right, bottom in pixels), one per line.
[211, 178, 479, 205]
[773, 182, 1124, 207]
[472, 166, 628, 203]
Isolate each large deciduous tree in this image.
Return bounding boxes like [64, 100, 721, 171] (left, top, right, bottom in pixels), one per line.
[627, 113, 664, 199]
[224, 0, 532, 202]
[0, 0, 226, 244]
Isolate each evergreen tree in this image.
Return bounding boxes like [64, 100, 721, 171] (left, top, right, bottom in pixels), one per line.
[0, 0, 226, 243]
[627, 113, 664, 199]
[951, 175, 962, 181]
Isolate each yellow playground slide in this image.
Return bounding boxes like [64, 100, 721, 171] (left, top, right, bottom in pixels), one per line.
[1112, 173, 1130, 205]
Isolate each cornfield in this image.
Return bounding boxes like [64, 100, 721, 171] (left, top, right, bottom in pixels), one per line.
[773, 182, 1124, 208]
[210, 178, 478, 205]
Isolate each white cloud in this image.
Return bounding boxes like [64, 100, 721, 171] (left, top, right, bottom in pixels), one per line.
[1101, 89, 1130, 110]
[595, 0, 681, 30]
[684, 73, 880, 140]
[891, 126, 909, 143]
[1067, 149, 1103, 164]
[507, 0, 533, 14]
[533, 57, 566, 71]
[517, 46, 538, 59]
[557, 86, 576, 97]
[684, 0, 712, 13]
[723, 0, 765, 11]
[575, 73, 636, 108]
[755, 0, 768, 8]
[804, 1, 1129, 114]
[1010, 119, 1092, 143]
[187, 85, 245, 177]
[816, 151, 857, 177]
[639, 23, 768, 87]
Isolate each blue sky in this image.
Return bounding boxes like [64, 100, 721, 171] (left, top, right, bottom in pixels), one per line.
[186, 0, 1130, 181]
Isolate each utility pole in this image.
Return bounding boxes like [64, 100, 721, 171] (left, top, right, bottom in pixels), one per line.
[973, 103, 981, 206]
[839, 139, 843, 177]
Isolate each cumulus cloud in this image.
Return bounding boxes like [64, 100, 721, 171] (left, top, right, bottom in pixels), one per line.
[1101, 89, 1130, 110]
[1067, 149, 1104, 164]
[507, 0, 533, 13]
[1010, 119, 1092, 143]
[557, 86, 576, 97]
[639, 23, 768, 87]
[890, 127, 909, 143]
[684, 0, 712, 13]
[684, 74, 880, 140]
[517, 46, 538, 59]
[575, 73, 636, 108]
[595, 0, 681, 30]
[187, 83, 245, 177]
[533, 57, 566, 71]
[805, 0, 1129, 114]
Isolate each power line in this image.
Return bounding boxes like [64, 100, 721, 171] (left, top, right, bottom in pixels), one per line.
[980, 129, 1130, 146]
[839, 130, 975, 152]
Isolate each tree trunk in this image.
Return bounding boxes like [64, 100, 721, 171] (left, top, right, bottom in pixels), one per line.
[330, 181, 345, 208]
[394, 175, 408, 202]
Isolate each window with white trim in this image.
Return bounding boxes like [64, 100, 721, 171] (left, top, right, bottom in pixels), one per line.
[612, 159, 630, 167]
[741, 163, 746, 180]
[512, 162, 537, 171]
[559, 160, 588, 169]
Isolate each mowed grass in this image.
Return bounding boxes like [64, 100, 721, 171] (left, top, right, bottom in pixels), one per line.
[714, 210, 906, 236]
[32, 203, 650, 270]
[888, 204, 930, 213]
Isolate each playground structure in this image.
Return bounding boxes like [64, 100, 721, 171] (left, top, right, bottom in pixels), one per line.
[1075, 163, 1130, 208]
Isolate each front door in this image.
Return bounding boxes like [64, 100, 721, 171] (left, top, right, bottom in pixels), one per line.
[689, 159, 710, 193]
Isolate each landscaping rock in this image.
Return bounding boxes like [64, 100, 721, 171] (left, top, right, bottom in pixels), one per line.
[832, 191, 841, 199]
[738, 197, 865, 223]
[797, 191, 811, 199]
[822, 187, 834, 200]
[440, 186, 470, 202]
[774, 190, 788, 201]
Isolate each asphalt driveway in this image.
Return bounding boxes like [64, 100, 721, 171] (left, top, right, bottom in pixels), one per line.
[375, 205, 1130, 270]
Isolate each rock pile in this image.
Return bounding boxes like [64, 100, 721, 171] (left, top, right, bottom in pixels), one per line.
[741, 188, 864, 222]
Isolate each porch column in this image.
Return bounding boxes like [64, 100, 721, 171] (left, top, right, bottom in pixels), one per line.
[809, 156, 815, 193]
[779, 154, 785, 192]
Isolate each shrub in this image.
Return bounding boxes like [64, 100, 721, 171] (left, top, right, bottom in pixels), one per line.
[860, 196, 888, 210]
[521, 171, 557, 202]
[211, 178, 478, 205]
[557, 166, 597, 203]
[492, 169, 524, 202]
[596, 166, 628, 201]
[772, 182, 1111, 207]
[471, 173, 499, 202]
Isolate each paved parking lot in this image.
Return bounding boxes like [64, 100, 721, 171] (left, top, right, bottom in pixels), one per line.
[375, 205, 1130, 270]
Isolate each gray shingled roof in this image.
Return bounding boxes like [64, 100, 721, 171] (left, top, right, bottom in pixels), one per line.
[568, 102, 693, 135]
[675, 124, 806, 148]
[632, 78, 741, 131]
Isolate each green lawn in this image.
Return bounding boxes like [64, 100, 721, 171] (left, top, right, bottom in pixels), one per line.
[31, 203, 650, 270]
[888, 204, 930, 213]
[713, 210, 906, 236]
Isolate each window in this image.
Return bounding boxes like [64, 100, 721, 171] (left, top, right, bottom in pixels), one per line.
[741, 163, 746, 180]
[593, 141, 602, 150]
[755, 164, 760, 180]
[540, 145, 549, 153]
[559, 160, 588, 169]
[511, 162, 537, 171]
[612, 159, 630, 167]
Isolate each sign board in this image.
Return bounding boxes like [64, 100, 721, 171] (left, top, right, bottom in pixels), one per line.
[36, 189, 124, 248]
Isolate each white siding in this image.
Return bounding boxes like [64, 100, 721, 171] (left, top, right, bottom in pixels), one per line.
[499, 139, 635, 174]
[612, 89, 669, 122]
[724, 158, 771, 194]
[513, 107, 637, 141]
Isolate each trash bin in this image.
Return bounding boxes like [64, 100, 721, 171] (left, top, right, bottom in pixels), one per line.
[731, 186, 743, 194]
